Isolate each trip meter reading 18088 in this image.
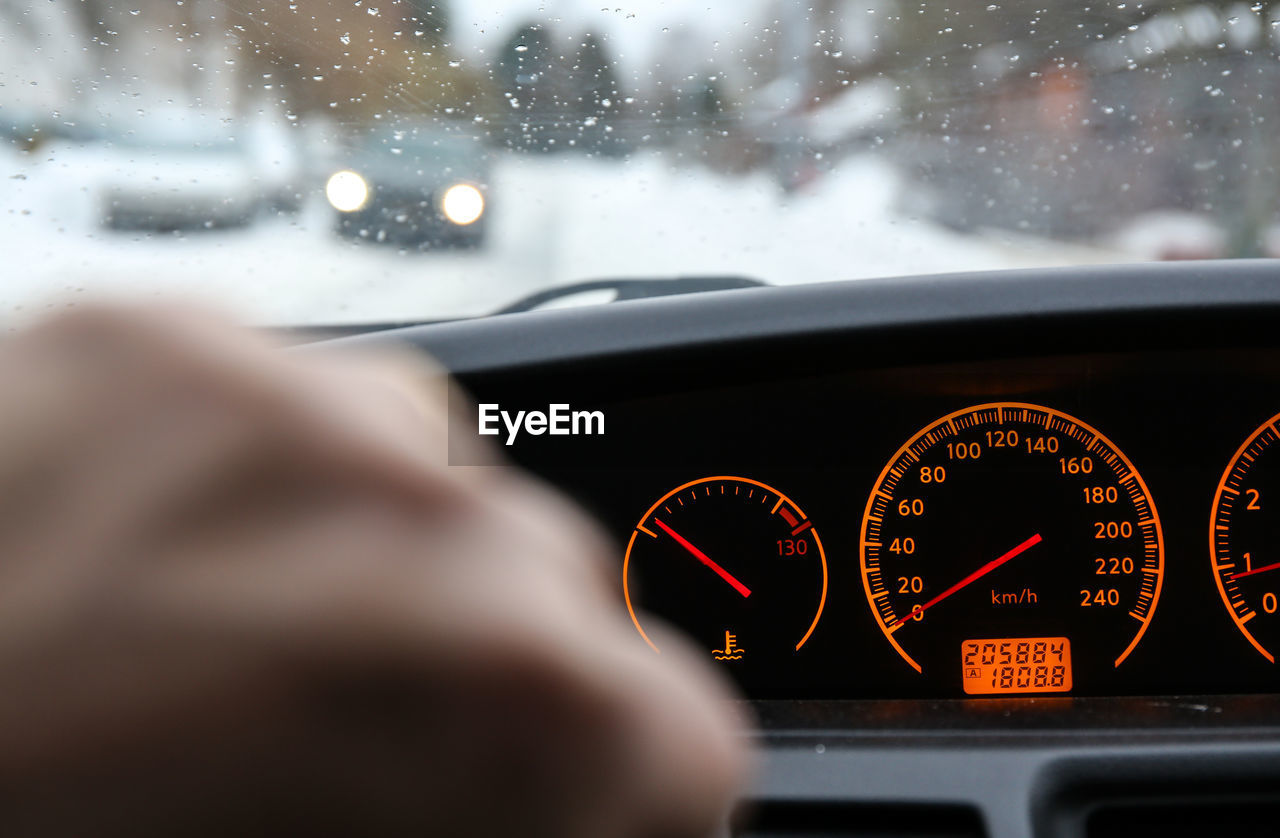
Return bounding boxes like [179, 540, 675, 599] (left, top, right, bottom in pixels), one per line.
[861, 403, 1164, 695]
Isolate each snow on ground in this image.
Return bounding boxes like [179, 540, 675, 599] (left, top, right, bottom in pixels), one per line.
[0, 145, 1136, 327]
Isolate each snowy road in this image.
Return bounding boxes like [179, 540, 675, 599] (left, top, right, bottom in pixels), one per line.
[0, 148, 1135, 326]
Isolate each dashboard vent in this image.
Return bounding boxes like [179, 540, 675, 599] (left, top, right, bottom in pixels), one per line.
[1086, 799, 1280, 837]
[735, 802, 986, 838]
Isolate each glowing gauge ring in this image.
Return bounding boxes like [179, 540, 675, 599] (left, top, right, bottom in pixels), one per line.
[623, 475, 828, 655]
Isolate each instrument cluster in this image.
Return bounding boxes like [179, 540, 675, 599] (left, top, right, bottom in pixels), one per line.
[492, 348, 1280, 699]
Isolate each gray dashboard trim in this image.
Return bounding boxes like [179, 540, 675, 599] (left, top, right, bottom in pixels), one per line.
[757, 735, 1280, 838]
[329, 259, 1280, 374]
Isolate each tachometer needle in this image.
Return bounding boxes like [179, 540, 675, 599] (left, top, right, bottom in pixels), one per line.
[654, 518, 752, 598]
[888, 532, 1042, 628]
[1231, 559, 1280, 581]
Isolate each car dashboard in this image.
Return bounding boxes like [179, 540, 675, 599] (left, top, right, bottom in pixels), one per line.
[329, 260, 1280, 837]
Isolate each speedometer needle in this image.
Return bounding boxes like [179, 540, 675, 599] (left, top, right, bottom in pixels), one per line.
[888, 532, 1042, 628]
[654, 518, 752, 598]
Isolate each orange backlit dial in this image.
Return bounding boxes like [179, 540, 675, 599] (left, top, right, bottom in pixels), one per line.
[1211, 413, 1280, 662]
[861, 403, 1164, 694]
[623, 476, 828, 667]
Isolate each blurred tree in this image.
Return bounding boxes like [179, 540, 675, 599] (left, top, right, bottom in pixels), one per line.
[493, 23, 573, 151]
[398, 0, 450, 43]
[648, 28, 712, 141]
[67, 0, 115, 48]
[225, 0, 487, 125]
[567, 33, 626, 156]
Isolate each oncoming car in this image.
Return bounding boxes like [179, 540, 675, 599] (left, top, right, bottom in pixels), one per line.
[324, 126, 489, 249]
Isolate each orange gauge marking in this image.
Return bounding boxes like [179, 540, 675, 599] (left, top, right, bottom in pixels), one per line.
[860, 402, 1165, 675]
[1210, 414, 1280, 663]
[623, 476, 828, 654]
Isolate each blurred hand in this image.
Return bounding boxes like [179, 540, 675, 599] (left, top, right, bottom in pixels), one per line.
[0, 307, 749, 837]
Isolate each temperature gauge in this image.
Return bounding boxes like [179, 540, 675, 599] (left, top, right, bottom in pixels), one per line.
[623, 476, 828, 664]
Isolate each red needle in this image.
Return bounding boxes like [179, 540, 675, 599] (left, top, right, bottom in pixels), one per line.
[1231, 559, 1280, 581]
[654, 518, 752, 598]
[888, 532, 1042, 628]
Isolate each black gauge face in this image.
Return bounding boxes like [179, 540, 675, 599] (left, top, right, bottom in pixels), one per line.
[623, 476, 827, 673]
[861, 403, 1164, 695]
[1212, 415, 1280, 662]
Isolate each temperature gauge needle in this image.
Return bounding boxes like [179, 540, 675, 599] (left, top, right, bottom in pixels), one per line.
[888, 532, 1042, 628]
[654, 518, 752, 598]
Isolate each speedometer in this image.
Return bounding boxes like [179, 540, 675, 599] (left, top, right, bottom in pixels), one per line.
[860, 403, 1164, 695]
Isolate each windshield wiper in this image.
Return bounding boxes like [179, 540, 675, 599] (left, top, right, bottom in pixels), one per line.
[492, 275, 766, 314]
[278, 275, 768, 342]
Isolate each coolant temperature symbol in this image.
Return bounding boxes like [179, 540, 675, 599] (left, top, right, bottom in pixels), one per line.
[712, 631, 745, 661]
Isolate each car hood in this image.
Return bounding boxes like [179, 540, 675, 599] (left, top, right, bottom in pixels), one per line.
[341, 156, 486, 187]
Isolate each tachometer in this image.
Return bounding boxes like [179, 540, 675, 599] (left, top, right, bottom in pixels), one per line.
[861, 403, 1164, 695]
[624, 476, 827, 666]
[1211, 412, 1280, 662]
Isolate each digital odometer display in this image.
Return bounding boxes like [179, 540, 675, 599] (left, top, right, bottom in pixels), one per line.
[961, 637, 1072, 695]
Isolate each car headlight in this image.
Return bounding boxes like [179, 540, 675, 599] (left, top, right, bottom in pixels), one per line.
[441, 183, 485, 226]
[325, 170, 370, 213]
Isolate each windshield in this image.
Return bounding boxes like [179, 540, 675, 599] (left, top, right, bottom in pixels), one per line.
[1, 1, 1273, 323]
